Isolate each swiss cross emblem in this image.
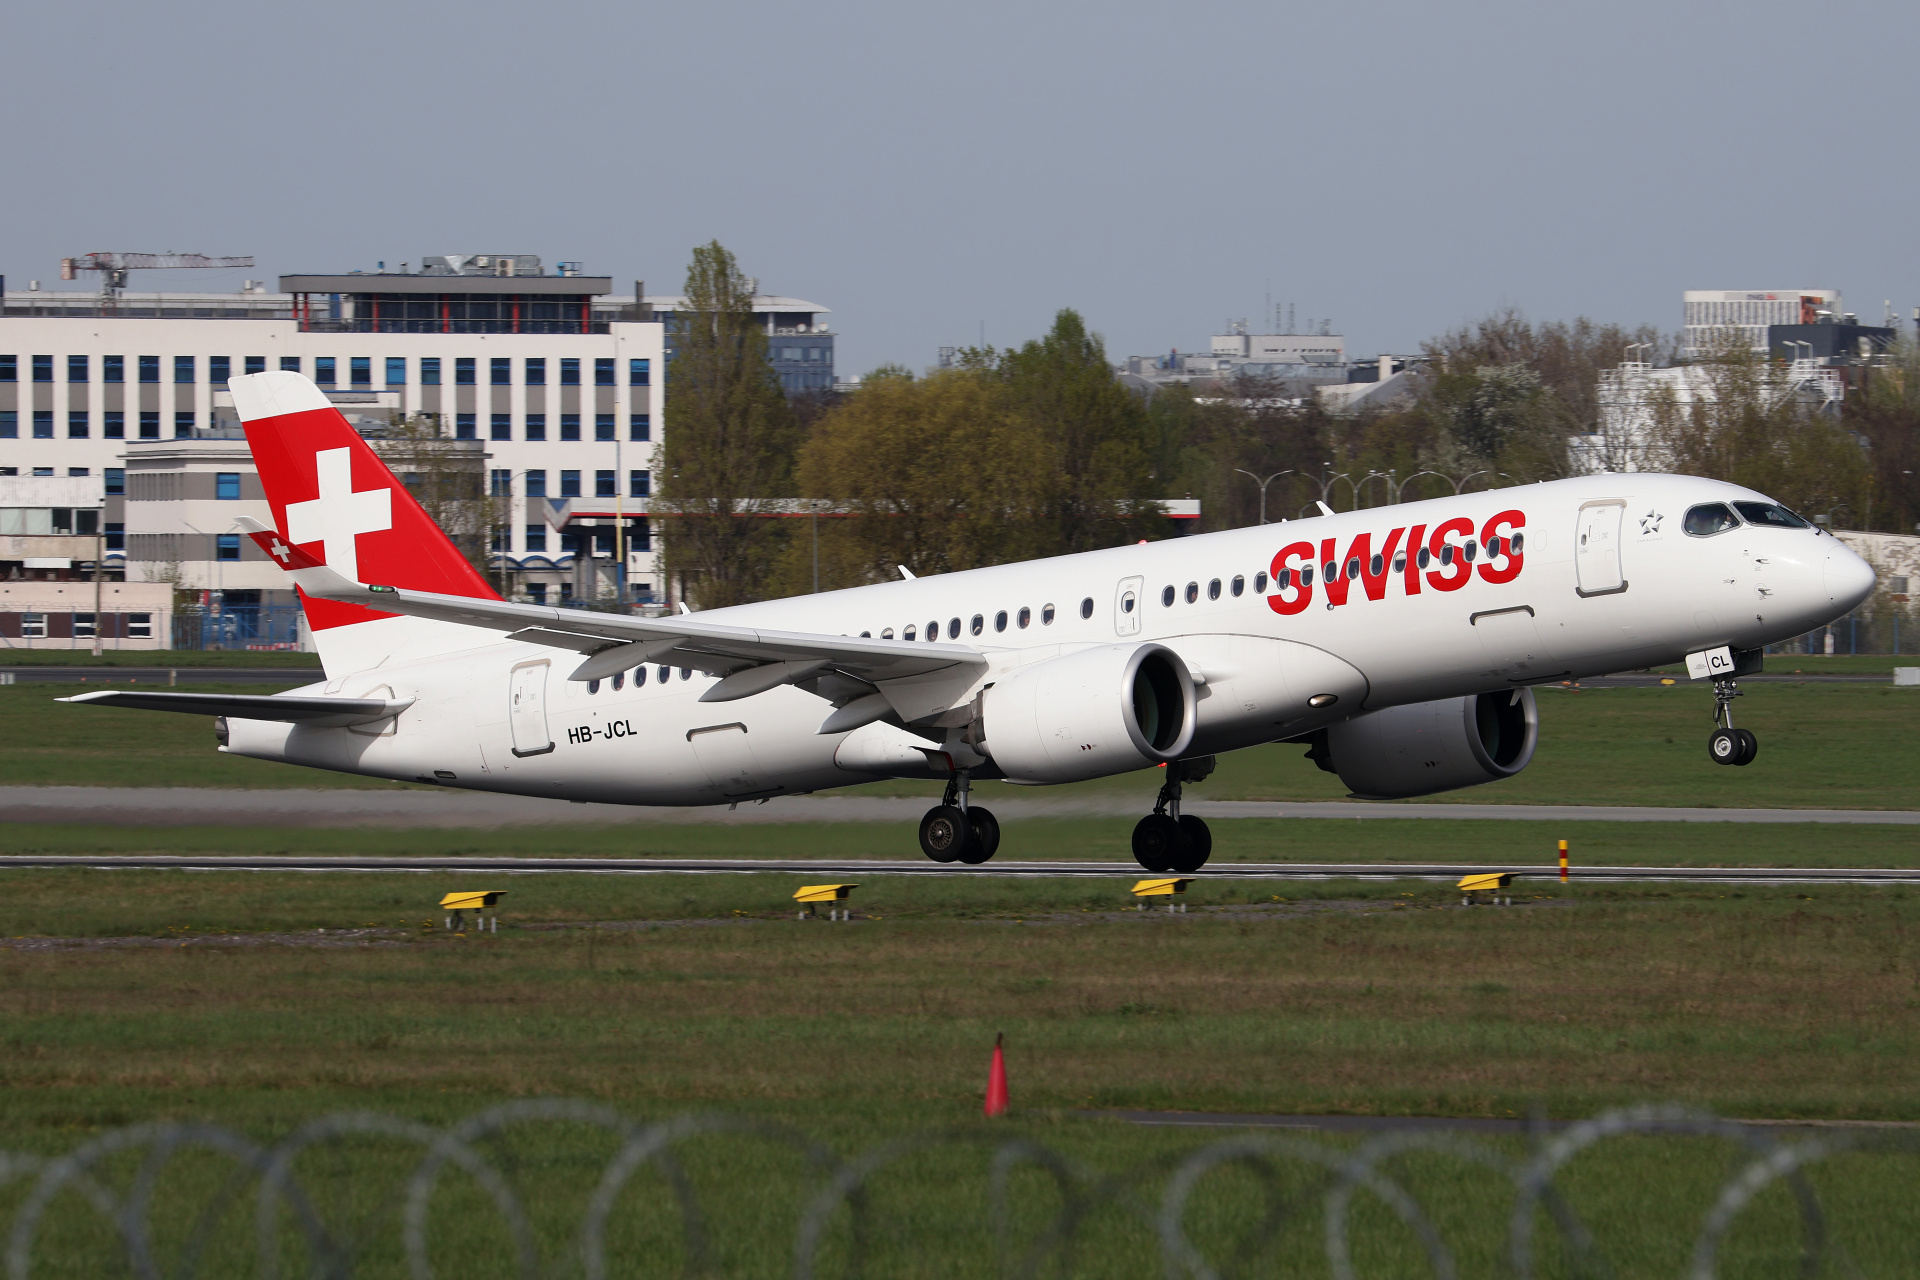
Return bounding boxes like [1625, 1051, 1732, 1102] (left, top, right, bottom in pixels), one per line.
[283, 447, 393, 582]
[268, 538, 292, 563]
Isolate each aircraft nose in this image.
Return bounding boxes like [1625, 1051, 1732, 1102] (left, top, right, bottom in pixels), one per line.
[1824, 542, 1877, 611]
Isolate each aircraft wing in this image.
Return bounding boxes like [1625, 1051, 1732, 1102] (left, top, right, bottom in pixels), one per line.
[59, 689, 413, 727]
[283, 561, 988, 694]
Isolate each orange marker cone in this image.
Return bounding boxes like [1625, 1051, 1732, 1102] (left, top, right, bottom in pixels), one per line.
[984, 1032, 1009, 1117]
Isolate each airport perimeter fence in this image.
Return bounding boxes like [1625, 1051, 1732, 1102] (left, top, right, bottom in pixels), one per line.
[1766, 604, 1917, 656]
[1, 1100, 1915, 1279]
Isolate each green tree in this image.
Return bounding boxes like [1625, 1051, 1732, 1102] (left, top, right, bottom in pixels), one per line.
[997, 310, 1159, 552]
[782, 367, 1054, 590]
[657, 242, 797, 608]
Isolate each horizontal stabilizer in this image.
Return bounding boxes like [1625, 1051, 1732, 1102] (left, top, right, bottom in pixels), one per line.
[59, 689, 413, 727]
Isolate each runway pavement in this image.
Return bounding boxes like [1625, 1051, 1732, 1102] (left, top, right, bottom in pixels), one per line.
[1, 786, 1916, 827]
[0, 851, 1913, 883]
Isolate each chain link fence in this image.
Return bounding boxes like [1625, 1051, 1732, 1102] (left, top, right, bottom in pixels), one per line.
[1, 1101, 1914, 1279]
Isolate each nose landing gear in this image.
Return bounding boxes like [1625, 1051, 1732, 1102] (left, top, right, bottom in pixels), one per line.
[919, 770, 1000, 864]
[1707, 678, 1758, 766]
[1132, 757, 1214, 874]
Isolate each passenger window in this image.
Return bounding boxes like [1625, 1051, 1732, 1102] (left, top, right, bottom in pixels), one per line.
[680, 668, 691, 680]
[881, 627, 894, 639]
[1369, 554, 1383, 576]
[1044, 604, 1057, 625]
[1417, 547, 1431, 569]
[588, 679, 601, 694]
[993, 611, 1007, 632]
[1440, 546, 1454, 566]
[1230, 575, 1244, 597]
[1301, 566, 1314, 585]
[658, 665, 671, 683]
[1323, 559, 1337, 580]
[860, 631, 871, 638]
[1345, 557, 1360, 580]
[1121, 591, 1136, 614]
[904, 624, 917, 641]
[1512, 533, 1525, 553]
[1733, 501, 1808, 529]
[612, 671, 625, 691]
[1463, 541, 1477, 563]
[968, 614, 982, 636]
[1277, 568, 1292, 588]
[1253, 571, 1268, 592]
[949, 618, 962, 639]
[635, 667, 648, 687]
[1185, 581, 1199, 603]
[1017, 606, 1031, 628]
[1079, 598, 1093, 619]
[1392, 553, 1406, 572]
[1684, 503, 1740, 536]
[927, 620, 939, 641]
[1161, 585, 1176, 607]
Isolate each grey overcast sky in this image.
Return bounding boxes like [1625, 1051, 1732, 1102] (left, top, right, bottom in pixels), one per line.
[5, 0, 1916, 375]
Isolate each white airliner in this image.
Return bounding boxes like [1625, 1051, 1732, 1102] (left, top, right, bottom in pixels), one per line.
[68, 373, 1877, 871]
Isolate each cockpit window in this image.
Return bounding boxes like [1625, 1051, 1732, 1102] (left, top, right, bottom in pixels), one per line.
[1733, 501, 1809, 529]
[1683, 503, 1740, 537]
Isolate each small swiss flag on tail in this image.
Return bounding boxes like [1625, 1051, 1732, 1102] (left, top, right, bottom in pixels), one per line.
[229, 372, 500, 631]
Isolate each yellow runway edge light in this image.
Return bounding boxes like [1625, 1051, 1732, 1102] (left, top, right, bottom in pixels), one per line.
[1132, 878, 1194, 912]
[1457, 873, 1513, 906]
[794, 884, 858, 921]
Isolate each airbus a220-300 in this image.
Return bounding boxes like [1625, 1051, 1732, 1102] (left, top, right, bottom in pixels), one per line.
[68, 373, 1879, 871]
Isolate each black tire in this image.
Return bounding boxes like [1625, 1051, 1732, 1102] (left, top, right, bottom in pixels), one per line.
[919, 805, 971, 863]
[1734, 728, 1758, 766]
[1708, 728, 1741, 765]
[959, 807, 1000, 864]
[1131, 814, 1186, 873]
[1172, 815, 1212, 873]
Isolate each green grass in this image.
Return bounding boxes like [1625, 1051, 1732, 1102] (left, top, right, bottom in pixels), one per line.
[2, 871, 1919, 1276]
[0, 648, 321, 667]
[10, 679, 1920, 807]
[3, 814, 1917, 869]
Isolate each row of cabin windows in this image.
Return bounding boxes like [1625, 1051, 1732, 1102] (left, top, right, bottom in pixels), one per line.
[0, 355, 653, 387]
[587, 665, 693, 694]
[1265, 533, 1526, 591]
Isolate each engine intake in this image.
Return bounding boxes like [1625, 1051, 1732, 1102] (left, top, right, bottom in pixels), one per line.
[982, 643, 1197, 784]
[1318, 688, 1538, 799]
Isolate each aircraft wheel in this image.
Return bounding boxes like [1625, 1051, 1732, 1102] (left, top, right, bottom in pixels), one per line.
[1172, 816, 1212, 873]
[1733, 728, 1758, 766]
[959, 807, 1000, 863]
[1132, 814, 1186, 873]
[1707, 728, 1742, 766]
[919, 805, 971, 863]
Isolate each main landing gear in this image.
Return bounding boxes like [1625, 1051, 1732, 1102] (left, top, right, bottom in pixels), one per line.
[1132, 758, 1214, 875]
[919, 771, 1000, 865]
[1707, 677, 1758, 767]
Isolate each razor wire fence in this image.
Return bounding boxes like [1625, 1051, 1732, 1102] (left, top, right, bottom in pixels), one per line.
[0, 1100, 1914, 1280]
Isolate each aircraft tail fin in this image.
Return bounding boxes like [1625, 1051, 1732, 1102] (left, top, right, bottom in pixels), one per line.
[229, 372, 502, 676]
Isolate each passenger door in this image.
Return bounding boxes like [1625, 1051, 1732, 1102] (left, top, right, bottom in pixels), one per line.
[1574, 500, 1628, 597]
[1114, 575, 1144, 636]
[508, 661, 554, 757]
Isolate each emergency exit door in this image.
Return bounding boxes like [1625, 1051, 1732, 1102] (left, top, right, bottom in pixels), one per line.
[1574, 500, 1628, 597]
[508, 662, 554, 757]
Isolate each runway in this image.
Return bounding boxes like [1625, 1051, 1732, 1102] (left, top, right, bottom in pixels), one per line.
[3, 787, 1917, 827]
[1, 852, 1914, 885]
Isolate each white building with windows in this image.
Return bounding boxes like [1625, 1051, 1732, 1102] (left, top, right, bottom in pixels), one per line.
[0, 258, 682, 609]
[1683, 289, 1841, 357]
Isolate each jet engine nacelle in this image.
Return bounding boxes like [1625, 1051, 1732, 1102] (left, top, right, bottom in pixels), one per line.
[982, 643, 1197, 784]
[1320, 688, 1539, 799]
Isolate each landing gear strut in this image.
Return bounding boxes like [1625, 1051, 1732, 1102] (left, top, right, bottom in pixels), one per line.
[919, 770, 999, 864]
[1707, 678, 1758, 767]
[1132, 758, 1213, 874]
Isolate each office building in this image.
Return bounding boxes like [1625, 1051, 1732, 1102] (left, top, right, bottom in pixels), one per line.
[1682, 289, 1841, 357]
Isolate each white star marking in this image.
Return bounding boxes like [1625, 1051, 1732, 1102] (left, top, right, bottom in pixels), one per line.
[268, 538, 291, 563]
[284, 447, 392, 583]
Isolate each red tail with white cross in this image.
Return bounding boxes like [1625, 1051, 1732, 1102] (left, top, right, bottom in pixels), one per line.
[230, 372, 499, 639]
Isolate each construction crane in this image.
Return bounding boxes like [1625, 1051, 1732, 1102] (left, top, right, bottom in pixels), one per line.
[60, 252, 255, 305]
